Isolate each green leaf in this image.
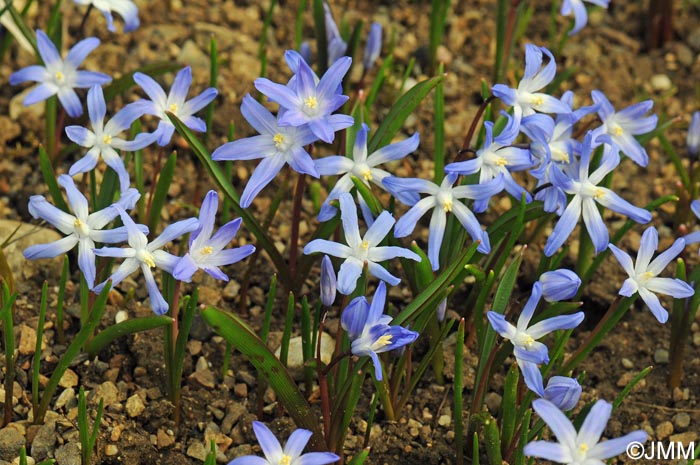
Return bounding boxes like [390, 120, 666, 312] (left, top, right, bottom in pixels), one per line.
[85, 315, 173, 356]
[39, 147, 69, 212]
[148, 152, 177, 232]
[167, 112, 290, 285]
[104, 62, 182, 101]
[368, 75, 443, 153]
[201, 306, 324, 449]
[350, 176, 384, 215]
[613, 366, 652, 410]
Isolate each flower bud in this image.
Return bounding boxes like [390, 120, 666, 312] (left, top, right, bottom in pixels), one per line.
[299, 41, 312, 66]
[539, 269, 581, 302]
[543, 376, 581, 411]
[363, 22, 382, 71]
[320, 255, 337, 306]
[688, 111, 700, 156]
[436, 298, 447, 322]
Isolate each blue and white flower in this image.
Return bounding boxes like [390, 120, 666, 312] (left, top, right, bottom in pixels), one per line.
[73, 0, 140, 32]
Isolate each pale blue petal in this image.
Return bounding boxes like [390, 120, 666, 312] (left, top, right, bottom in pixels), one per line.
[638, 287, 669, 323]
[368, 132, 420, 166]
[78, 240, 96, 289]
[595, 188, 651, 224]
[133, 72, 167, 106]
[240, 154, 287, 208]
[295, 452, 341, 465]
[363, 211, 395, 246]
[57, 88, 83, 117]
[149, 218, 199, 250]
[327, 114, 354, 132]
[65, 37, 100, 67]
[539, 269, 581, 302]
[208, 218, 243, 250]
[486, 311, 517, 340]
[97, 258, 139, 289]
[106, 102, 148, 133]
[645, 277, 694, 298]
[65, 125, 94, 147]
[24, 84, 57, 106]
[93, 247, 134, 259]
[531, 398, 577, 451]
[35, 30, 60, 65]
[240, 93, 277, 135]
[58, 174, 89, 220]
[207, 246, 256, 267]
[339, 193, 361, 247]
[366, 281, 387, 325]
[254, 78, 299, 110]
[152, 250, 181, 274]
[647, 238, 686, 276]
[317, 56, 351, 98]
[524, 441, 572, 463]
[143, 265, 168, 314]
[527, 312, 584, 339]
[589, 430, 647, 461]
[337, 258, 364, 295]
[170, 66, 193, 103]
[614, 132, 648, 167]
[341, 297, 370, 338]
[23, 236, 78, 259]
[582, 198, 609, 253]
[591, 91, 614, 121]
[514, 341, 549, 364]
[578, 400, 612, 448]
[517, 281, 543, 330]
[383, 176, 437, 203]
[568, 0, 588, 34]
[367, 246, 420, 262]
[73, 71, 112, 88]
[394, 197, 435, 237]
[287, 145, 319, 177]
[9, 65, 48, 85]
[308, 118, 335, 144]
[618, 278, 638, 297]
[427, 208, 447, 271]
[314, 156, 354, 176]
[543, 376, 581, 411]
[227, 456, 269, 465]
[283, 429, 312, 458]
[451, 201, 490, 253]
[212, 136, 276, 161]
[366, 261, 401, 286]
[191, 190, 218, 249]
[303, 239, 351, 258]
[28, 195, 75, 234]
[520, 360, 545, 396]
[172, 253, 198, 282]
[182, 88, 218, 116]
[635, 226, 658, 273]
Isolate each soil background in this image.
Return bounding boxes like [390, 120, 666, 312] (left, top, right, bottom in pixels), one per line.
[0, 0, 699, 464]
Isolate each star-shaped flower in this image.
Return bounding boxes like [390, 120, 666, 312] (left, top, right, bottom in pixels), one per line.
[132, 66, 218, 146]
[303, 193, 420, 294]
[9, 30, 111, 117]
[173, 191, 255, 282]
[73, 0, 140, 32]
[66, 85, 157, 192]
[608, 226, 694, 323]
[23, 175, 141, 289]
[525, 399, 647, 465]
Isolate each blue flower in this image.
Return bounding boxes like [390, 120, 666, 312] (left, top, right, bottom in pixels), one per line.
[65, 86, 157, 193]
[132, 66, 218, 146]
[324, 3, 347, 66]
[320, 255, 337, 306]
[255, 55, 354, 143]
[590, 90, 657, 167]
[363, 22, 382, 71]
[94, 209, 199, 315]
[303, 193, 420, 295]
[445, 112, 533, 212]
[492, 44, 570, 124]
[227, 421, 339, 465]
[73, 0, 140, 32]
[9, 30, 111, 117]
[609, 226, 694, 323]
[525, 399, 647, 465]
[520, 362, 581, 411]
[341, 282, 419, 380]
[688, 111, 700, 156]
[684, 200, 700, 247]
[173, 191, 255, 283]
[539, 269, 581, 302]
[314, 124, 419, 221]
[211, 94, 319, 208]
[383, 173, 503, 269]
[544, 133, 652, 256]
[23, 175, 141, 289]
[561, 0, 610, 35]
[487, 282, 584, 365]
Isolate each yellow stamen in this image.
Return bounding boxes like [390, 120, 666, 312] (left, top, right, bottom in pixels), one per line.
[200, 246, 213, 256]
[168, 103, 178, 113]
[495, 157, 508, 166]
[531, 96, 544, 106]
[578, 443, 589, 454]
[273, 133, 285, 149]
[279, 455, 291, 465]
[442, 199, 453, 212]
[361, 168, 372, 181]
[593, 188, 605, 199]
[612, 125, 624, 136]
[103, 134, 112, 145]
[523, 334, 535, 348]
[54, 71, 64, 83]
[361, 240, 370, 250]
[304, 96, 318, 109]
[374, 334, 393, 349]
[137, 249, 156, 268]
[642, 271, 654, 279]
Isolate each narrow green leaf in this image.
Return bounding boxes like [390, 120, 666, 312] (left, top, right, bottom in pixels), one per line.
[500, 364, 519, 454]
[148, 152, 176, 232]
[484, 415, 503, 465]
[39, 146, 69, 212]
[368, 76, 443, 153]
[85, 315, 173, 356]
[201, 306, 323, 448]
[350, 176, 383, 215]
[313, 0, 328, 75]
[612, 366, 652, 410]
[167, 113, 290, 284]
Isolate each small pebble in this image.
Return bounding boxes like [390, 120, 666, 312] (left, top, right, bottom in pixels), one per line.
[621, 358, 634, 369]
[438, 415, 451, 427]
[656, 421, 674, 439]
[125, 394, 145, 418]
[673, 412, 691, 430]
[104, 444, 118, 456]
[651, 74, 672, 91]
[653, 348, 669, 364]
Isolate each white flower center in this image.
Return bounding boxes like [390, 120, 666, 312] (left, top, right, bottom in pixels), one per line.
[103, 134, 113, 145]
[437, 191, 454, 212]
[513, 331, 535, 349]
[136, 249, 156, 268]
[279, 454, 291, 465]
[73, 218, 90, 237]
